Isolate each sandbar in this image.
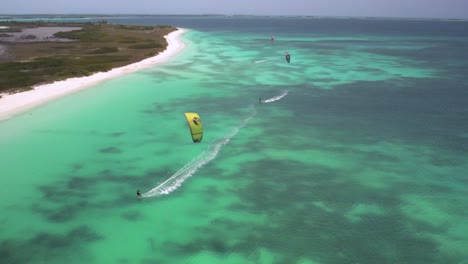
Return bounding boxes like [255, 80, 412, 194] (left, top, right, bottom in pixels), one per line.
[0, 28, 186, 121]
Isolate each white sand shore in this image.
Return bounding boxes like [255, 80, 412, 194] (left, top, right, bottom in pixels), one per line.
[0, 28, 186, 121]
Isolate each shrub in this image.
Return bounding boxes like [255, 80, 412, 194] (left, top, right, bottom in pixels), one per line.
[128, 42, 163, 49]
[88, 47, 118, 54]
[21, 35, 37, 40]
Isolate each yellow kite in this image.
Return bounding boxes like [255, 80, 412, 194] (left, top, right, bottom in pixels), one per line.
[184, 112, 203, 143]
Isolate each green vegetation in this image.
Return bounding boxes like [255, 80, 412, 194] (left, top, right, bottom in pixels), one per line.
[128, 42, 163, 49]
[21, 35, 37, 40]
[88, 47, 119, 54]
[54, 25, 106, 42]
[0, 22, 176, 93]
[114, 24, 156, 30]
[0, 27, 21, 33]
[118, 36, 139, 44]
[0, 54, 130, 90]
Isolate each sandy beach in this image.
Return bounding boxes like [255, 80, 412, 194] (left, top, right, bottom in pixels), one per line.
[0, 28, 186, 121]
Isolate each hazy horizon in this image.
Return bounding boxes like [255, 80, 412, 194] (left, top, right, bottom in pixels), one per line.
[2, 0, 468, 20]
[0, 13, 466, 21]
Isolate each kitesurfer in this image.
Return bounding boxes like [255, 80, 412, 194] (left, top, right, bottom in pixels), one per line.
[285, 51, 291, 63]
[137, 189, 142, 198]
[259, 97, 262, 103]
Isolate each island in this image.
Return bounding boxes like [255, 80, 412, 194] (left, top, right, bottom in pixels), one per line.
[0, 21, 177, 94]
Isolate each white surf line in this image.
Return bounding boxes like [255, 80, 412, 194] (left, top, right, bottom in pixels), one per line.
[142, 106, 257, 198]
[252, 57, 282, 64]
[262, 90, 288, 103]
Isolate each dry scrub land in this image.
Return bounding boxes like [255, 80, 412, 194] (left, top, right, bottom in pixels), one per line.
[0, 21, 176, 94]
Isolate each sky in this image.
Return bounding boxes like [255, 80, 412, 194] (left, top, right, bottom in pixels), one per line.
[1, 0, 468, 19]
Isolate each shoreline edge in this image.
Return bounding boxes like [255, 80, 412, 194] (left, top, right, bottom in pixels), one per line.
[0, 28, 187, 122]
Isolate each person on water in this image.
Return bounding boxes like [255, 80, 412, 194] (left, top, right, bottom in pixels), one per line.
[285, 51, 291, 63]
[259, 97, 262, 103]
[137, 189, 142, 198]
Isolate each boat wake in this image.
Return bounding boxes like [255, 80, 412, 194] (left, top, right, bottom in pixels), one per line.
[262, 90, 288, 103]
[142, 106, 257, 198]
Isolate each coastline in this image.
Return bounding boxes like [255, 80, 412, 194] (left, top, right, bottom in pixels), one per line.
[0, 28, 187, 122]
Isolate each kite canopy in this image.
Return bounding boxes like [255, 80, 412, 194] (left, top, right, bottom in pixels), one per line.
[184, 112, 203, 143]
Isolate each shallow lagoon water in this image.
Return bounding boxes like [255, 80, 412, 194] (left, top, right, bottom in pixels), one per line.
[1, 16, 468, 263]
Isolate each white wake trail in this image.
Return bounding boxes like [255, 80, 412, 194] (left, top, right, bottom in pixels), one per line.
[253, 59, 270, 64]
[142, 106, 257, 198]
[262, 90, 288, 103]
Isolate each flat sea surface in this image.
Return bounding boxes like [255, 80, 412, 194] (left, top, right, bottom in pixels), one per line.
[1, 16, 468, 264]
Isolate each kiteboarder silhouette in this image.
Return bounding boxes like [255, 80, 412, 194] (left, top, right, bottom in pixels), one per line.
[285, 51, 291, 63]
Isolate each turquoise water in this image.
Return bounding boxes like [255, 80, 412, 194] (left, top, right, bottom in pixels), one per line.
[1, 16, 468, 264]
